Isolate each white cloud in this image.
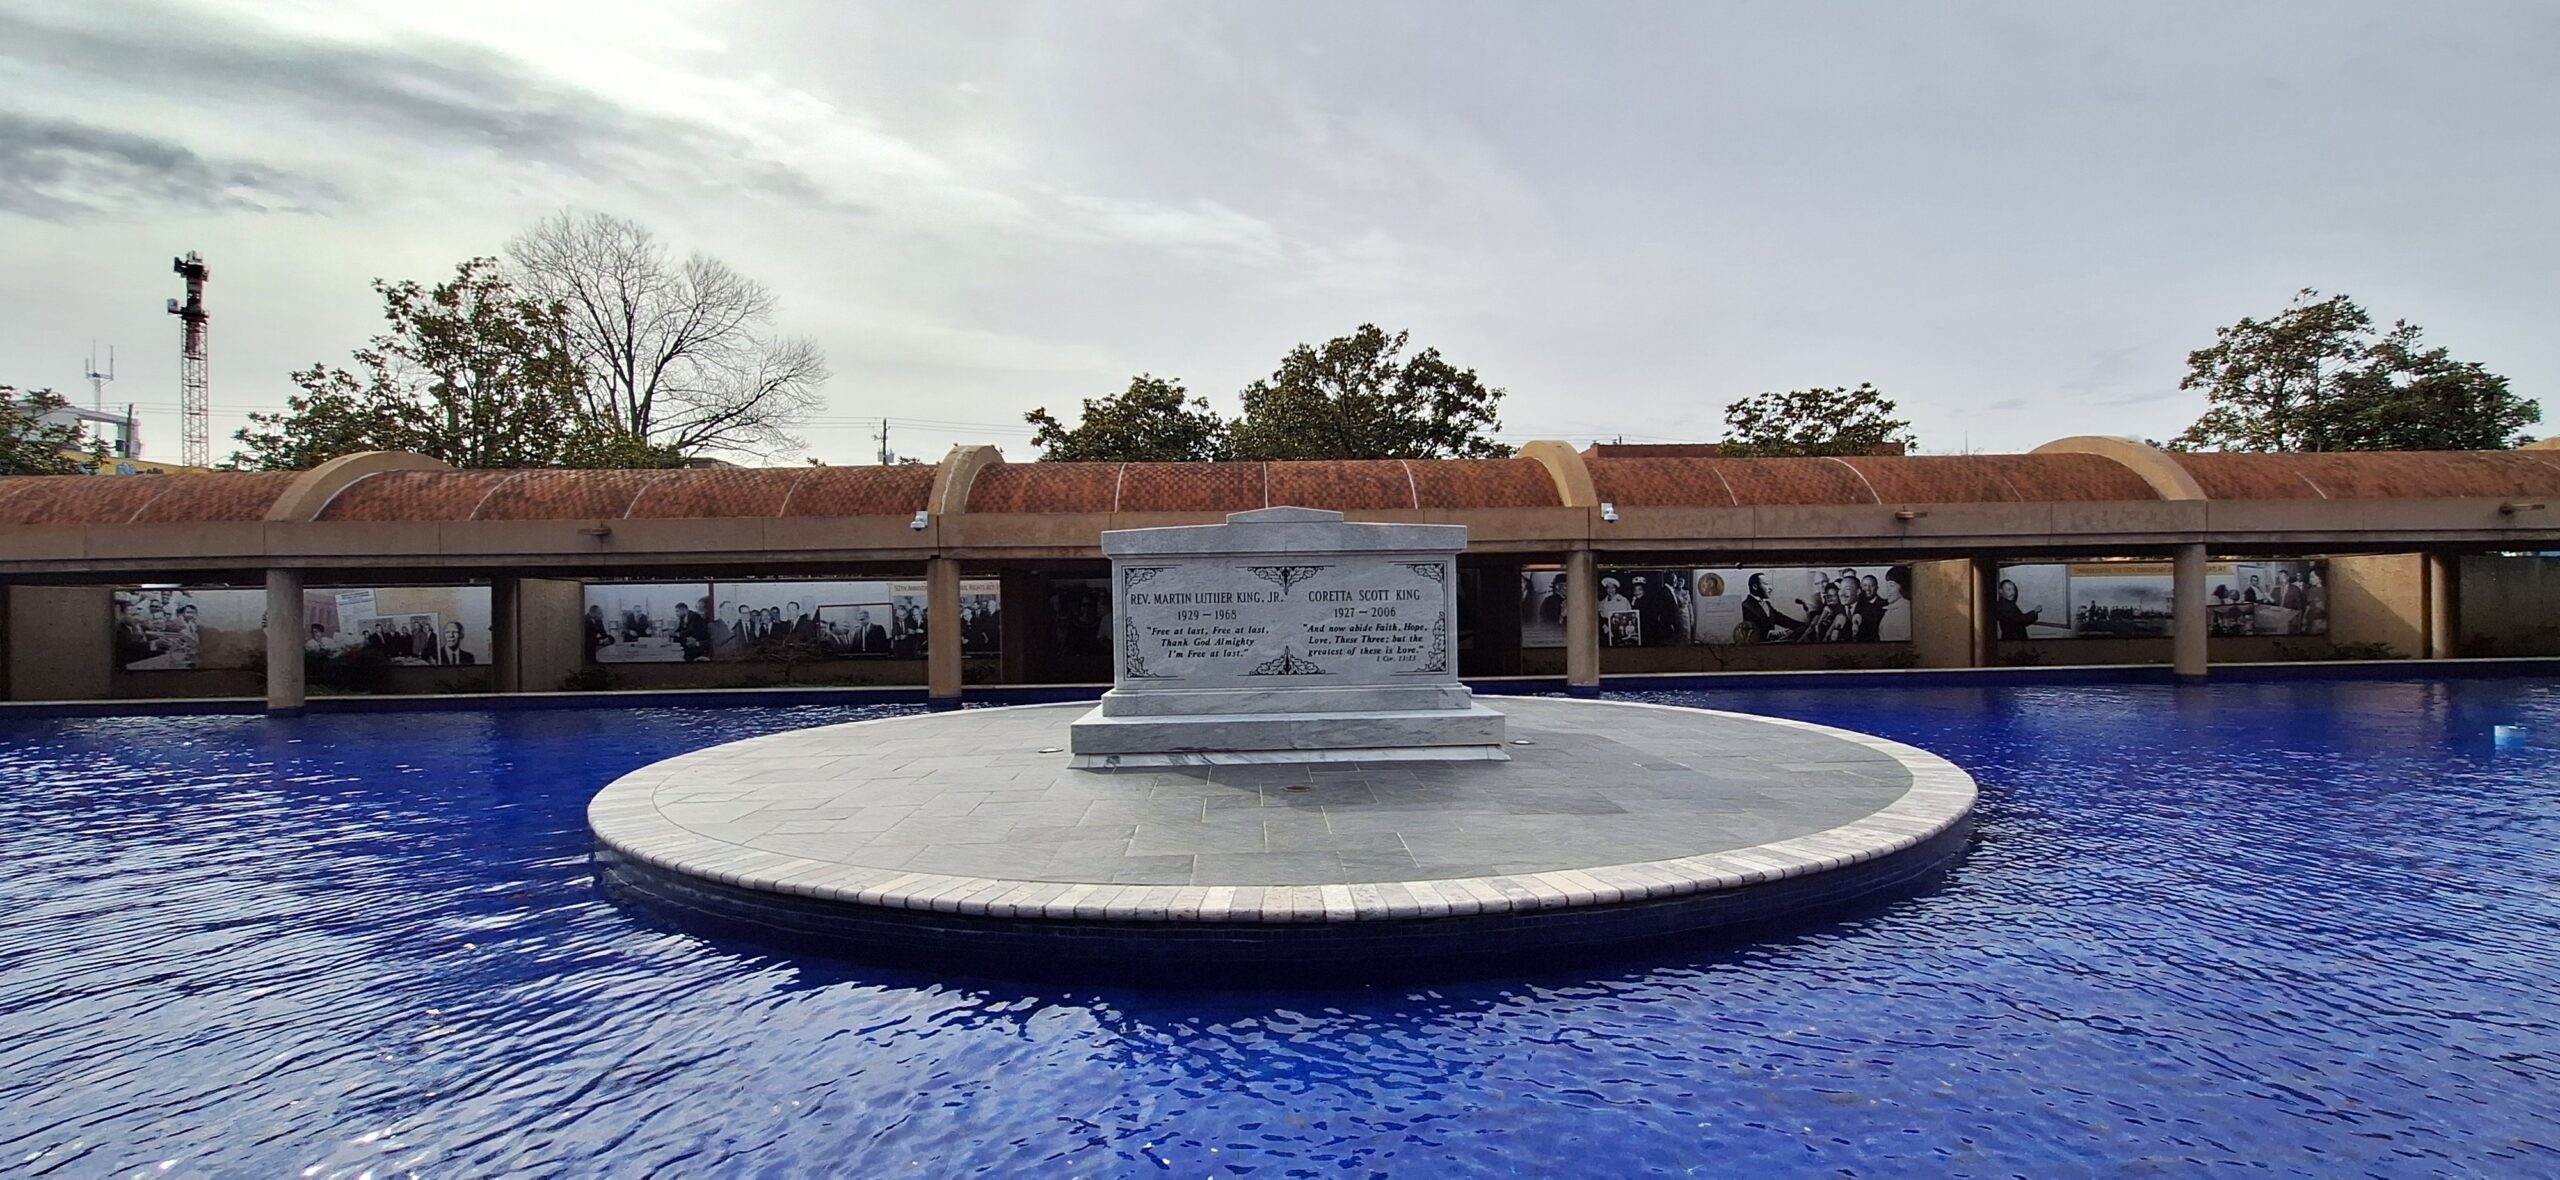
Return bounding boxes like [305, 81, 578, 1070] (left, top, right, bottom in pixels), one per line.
[1, 0, 2555, 463]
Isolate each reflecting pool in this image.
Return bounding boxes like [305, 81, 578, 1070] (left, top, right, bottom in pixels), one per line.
[3, 679, 2554, 1176]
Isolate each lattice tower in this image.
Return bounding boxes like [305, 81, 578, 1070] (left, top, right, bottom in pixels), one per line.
[168, 252, 211, 468]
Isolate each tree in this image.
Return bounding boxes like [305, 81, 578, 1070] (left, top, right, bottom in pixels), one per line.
[508, 210, 827, 459]
[1026, 375, 1227, 462]
[1718, 383, 1916, 457]
[2172, 289, 2371, 452]
[2324, 323, 2540, 450]
[232, 258, 674, 471]
[2, 386, 85, 475]
[2172, 290, 2538, 451]
[1224, 325, 1510, 460]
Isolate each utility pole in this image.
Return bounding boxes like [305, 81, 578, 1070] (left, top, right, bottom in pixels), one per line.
[876, 417, 893, 466]
[167, 252, 211, 468]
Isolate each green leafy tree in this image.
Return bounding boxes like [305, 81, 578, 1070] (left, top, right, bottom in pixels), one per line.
[2173, 290, 2372, 452]
[233, 259, 673, 471]
[2, 385, 87, 475]
[1718, 382, 1916, 457]
[1225, 325, 1511, 460]
[2172, 290, 2537, 451]
[1026, 375, 1227, 462]
[2313, 320, 2537, 450]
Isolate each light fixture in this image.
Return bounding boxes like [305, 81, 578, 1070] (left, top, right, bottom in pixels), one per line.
[1895, 508, 1926, 522]
[1599, 501, 1618, 524]
[577, 525, 612, 538]
[910, 510, 931, 531]
[2498, 501, 2546, 515]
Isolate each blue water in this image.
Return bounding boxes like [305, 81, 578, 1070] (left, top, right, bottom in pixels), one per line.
[3, 680, 2556, 1178]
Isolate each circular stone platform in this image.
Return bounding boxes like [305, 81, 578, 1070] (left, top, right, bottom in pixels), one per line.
[590, 698, 1975, 976]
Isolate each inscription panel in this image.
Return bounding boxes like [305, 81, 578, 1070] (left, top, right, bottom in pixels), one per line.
[1119, 557, 1454, 687]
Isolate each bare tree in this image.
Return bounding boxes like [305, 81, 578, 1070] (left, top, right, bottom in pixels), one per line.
[508, 210, 828, 458]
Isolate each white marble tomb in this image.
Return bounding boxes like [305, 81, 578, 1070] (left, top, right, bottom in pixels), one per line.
[1067, 506, 1509, 766]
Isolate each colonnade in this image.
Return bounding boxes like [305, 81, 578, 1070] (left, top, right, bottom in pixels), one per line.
[183, 544, 2492, 714]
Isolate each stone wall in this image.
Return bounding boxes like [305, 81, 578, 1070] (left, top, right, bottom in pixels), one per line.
[2462, 556, 2560, 656]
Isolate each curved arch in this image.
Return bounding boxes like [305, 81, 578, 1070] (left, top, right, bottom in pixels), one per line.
[930, 445, 1006, 518]
[2030, 435, 2206, 501]
[1520, 440, 1598, 508]
[263, 450, 454, 522]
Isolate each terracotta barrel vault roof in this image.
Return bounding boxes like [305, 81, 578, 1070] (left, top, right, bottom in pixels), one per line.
[1584, 454, 2163, 508]
[964, 458, 1561, 513]
[311, 465, 940, 522]
[2168, 451, 2560, 500]
[3, 447, 2558, 529]
[0, 472, 297, 526]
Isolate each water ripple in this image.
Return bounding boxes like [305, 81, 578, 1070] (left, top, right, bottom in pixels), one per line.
[1, 684, 2556, 1176]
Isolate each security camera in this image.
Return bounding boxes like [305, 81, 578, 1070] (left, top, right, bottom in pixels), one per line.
[910, 510, 930, 531]
[1599, 501, 1619, 524]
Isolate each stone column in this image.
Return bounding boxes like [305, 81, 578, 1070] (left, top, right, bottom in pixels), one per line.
[490, 577, 521, 693]
[2425, 552, 2461, 659]
[264, 568, 306, 715]
[1910, 559, 1977, 669]
[1970, 557, 1998, 667]
[2173, 542, 2208, 681]
[998, 568, 1038, 684]
[1565, 549, 1600, 695]
[927, 557, 963, 706]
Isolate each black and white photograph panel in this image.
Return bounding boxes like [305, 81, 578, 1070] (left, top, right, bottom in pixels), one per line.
[1518, 567, 1571, 649]
[713, 580, 894, 660]
[111, 587, 260, 671]
[1692, 566, 1910, 645]
[1597, 569, 1692, 648]
[1049, 579, 1114, 661]
[2217, 560, 2329, 637]
[1991, 564, 2077, 641]
[583, 582, 712, 663]
[2063, 563, 2176, 638]
[814, 602, 897, 656]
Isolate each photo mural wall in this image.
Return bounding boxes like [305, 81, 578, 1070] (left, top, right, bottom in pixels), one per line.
[112, 586, 494, 671]
[1519, 565, 1915, 648]
[581, 580, 1002, 664]
[1995, 560, 2328, 639]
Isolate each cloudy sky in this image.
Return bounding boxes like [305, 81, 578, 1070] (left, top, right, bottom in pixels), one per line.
[1, 0, 2552, 465]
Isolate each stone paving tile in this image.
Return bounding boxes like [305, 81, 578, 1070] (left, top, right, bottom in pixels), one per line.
[1337, 849, 1423, 881]
[1265, 825, 1405, 853]
[1080, 798, 1208, 824]
[909, 844, 1050, 878]
[1126, 820, 1268, 856]
[873, 816, 1017, 845]
[597, 697, 1970, 918]
[1006, 821, 1135, 844]
[1193, 852, 1345, 886]
[1108, 856, 1198, 885]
